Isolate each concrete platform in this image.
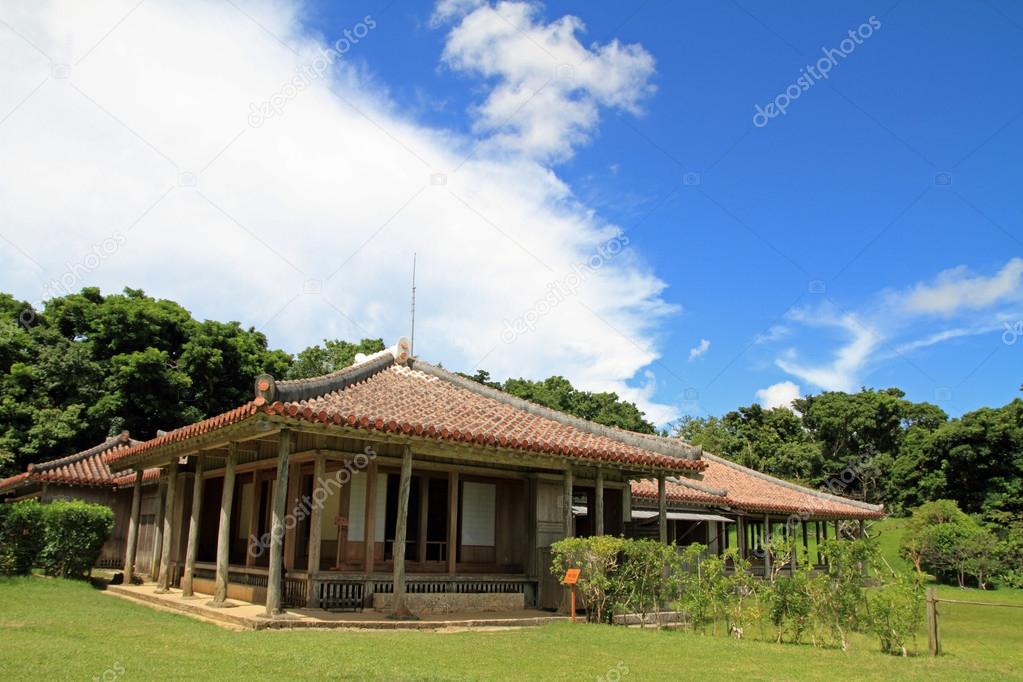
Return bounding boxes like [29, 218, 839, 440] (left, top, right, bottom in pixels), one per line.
[104, 583, 567, 631]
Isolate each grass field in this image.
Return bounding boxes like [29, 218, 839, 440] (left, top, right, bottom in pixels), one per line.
[1, 575, 1021, 681]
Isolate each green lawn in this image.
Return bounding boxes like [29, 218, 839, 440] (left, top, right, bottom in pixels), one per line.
[1, 577, 1022, 680]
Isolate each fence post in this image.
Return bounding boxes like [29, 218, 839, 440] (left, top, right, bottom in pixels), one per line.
[927, 587, 941, 656]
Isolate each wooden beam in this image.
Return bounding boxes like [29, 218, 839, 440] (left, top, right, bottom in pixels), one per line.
[181, 454, 205, 597]
[563, 468, 574, 539]
[657, 474, 667, 544]
[390, 445, 414, 618]
[363, 460, 378, 575]
[245, 469, 263, 567]
[265, 430, 291, 616]
[594, 467, 604, 536]
[284, 461, 301, 571]
[150, 478, 167, 581]
[447, 471, 458, 575]
[305, 452, 326, 608]
[210, 443, 238, 607]
[155, 459, 179, 593]
[122, 469, 143, 584]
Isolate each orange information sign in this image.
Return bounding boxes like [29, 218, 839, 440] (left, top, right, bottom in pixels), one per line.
[563, 568, 580, 585]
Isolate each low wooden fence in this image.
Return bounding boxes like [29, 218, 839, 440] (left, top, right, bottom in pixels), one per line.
[926, 587, 1023, 656]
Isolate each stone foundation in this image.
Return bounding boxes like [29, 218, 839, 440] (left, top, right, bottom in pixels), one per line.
[372, 592, 524, 615]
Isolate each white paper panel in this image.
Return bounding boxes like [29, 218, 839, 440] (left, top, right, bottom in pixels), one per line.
[347, 473, 366, 541]
[375, 473, 388, 542]
[319, 478, 341, 539]
[461, 481, 496, 546]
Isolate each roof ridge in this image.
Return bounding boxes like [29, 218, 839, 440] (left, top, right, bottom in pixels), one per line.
[30, 431, 132, 472]
[410, 359, 702, 462]
[255, 339, 410, 405]
[700, 451, 884, 512]
[667, 475, 727, 497]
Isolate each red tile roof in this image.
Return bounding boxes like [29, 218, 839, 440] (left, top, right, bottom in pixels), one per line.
[107, 346, 705, 474]
[631, 453, 883, 520]
[0, 432, 160, 494]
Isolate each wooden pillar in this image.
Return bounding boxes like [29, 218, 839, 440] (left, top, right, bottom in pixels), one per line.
[210, 443, 238, 606]
[834, 519, 841, 541]
[447, 471, 458, 575]
[657, 474, 667, 544]
[417, 475, 429, 564]
[801, 521, 809, 566]
[122, 469, 143, 583]
[306, 452, 326, 607]
[181, 454, 205, 597]
[150, 478, 167, 580]
[284, 461, 302, 571]
[245, 469, 263, 567]
[390, 445, 413, 617]
[594, 468, 605, 536]
[927, 587, 941, 656]
[737, 516, 747, 559]
[763, 514, 772, 578]
[363, 460, 378, 575]
[563, 468, 573, 538]
[155, 459, 179, 593]
[266, 430, 291, 616]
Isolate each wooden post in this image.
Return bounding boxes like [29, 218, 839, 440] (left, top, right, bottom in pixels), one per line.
[834, 519, 841, 541]
[657, 474, 667, 544]
[306, 452, 325, 607]
[122, 468, 143, 584]
[284, 462, 301, 571]
[266, 430, 291, 616]
[417, 475, 429, 564]
[447, 471, 458, 575]
[737, 516, 747, 560]
[363, 460, 378, 575]
[150, 478, 167, 581]
[210, 443, 238, 606]
[390, 445, 414, 618]
[594, 468, 605, 536]
[763, 514, 772, 578]
[181, 454, 205, 597]
[155, 459, 179, 593]
[245, 469, 263, 567]
[563, 468, 574, 538]
[927, 587, 941, 656]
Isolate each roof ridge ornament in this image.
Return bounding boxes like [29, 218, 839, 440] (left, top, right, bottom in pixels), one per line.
[254, 337, 411, 405]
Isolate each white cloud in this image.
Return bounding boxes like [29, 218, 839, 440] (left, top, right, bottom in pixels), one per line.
[761, 258, 1023, 393]
[437, 1, 655, 162]
[775, 309, 881, 392]
[901, 257, 1023, 316]
[753, 324, 789, 344]
[755, 381, 801, 410]
[0, 0, 678, 422]
[688, 338, 710, 361]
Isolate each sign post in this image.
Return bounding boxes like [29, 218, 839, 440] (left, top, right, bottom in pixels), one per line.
[563, 568, 580, 623]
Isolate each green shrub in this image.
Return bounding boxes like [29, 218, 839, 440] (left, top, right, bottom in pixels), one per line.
[865, 570, 924, 656]
[38, 501, 114, 579]
[613, 538, 679, 625]
[0, 500, 46, 575]
[550, 536, 625, 623]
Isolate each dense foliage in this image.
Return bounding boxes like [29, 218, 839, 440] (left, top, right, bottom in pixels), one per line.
[675, 388, 1023, 523]
[550, 536, 924, 655]
[465, 370, 656, 434]
[900, 500, 1022, 589]
[38, 500, 115, 579]
[0, 287, 658, 475]
[0, 499, 45, 575]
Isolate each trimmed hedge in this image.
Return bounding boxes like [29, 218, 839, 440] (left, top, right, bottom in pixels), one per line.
[0, 500, 46, 575]
[38, 501, 114, 579]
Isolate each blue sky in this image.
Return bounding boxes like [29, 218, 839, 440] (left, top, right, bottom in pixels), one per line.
[1, 0, 1021, 424]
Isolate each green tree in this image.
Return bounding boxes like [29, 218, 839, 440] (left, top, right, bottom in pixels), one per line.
[286, 338, 385, 379]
